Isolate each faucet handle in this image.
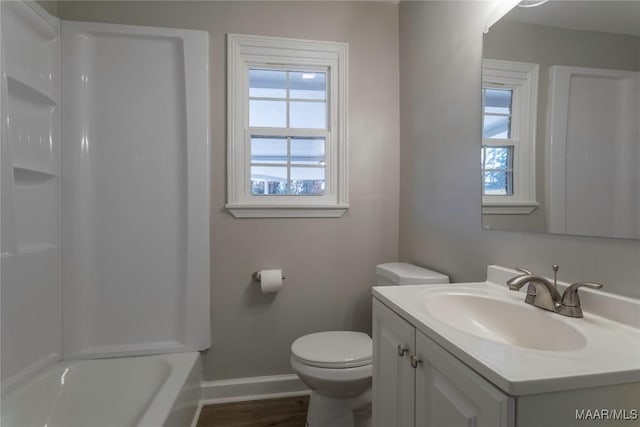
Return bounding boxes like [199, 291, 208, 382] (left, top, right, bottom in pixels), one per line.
[561, 281, 604, 307]
[515, 267, 533, 275]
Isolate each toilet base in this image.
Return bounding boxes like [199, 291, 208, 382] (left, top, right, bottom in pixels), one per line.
[306, 389, 371, 427]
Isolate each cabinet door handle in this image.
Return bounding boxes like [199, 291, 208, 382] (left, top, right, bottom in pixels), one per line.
[410, 354, 422, 368]
[397, 345, 408, 357]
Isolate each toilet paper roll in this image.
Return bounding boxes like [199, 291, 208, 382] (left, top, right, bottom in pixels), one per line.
[259, 269, 283, 293]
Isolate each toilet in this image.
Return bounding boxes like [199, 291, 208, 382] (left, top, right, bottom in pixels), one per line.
[290, 262, 449, 427]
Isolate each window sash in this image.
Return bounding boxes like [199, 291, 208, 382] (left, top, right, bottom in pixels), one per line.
[227, 34, 348, 217]
[248, 132, 328, 196]
[481, 145, 514, 196]
[248, 67, 329, 131]
[246, 66, 332, 193]
[482, 59, 538, 205]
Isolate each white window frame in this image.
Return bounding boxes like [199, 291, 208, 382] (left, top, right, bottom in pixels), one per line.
[226, 33, 349, 218]
[482, 59, 539, 215]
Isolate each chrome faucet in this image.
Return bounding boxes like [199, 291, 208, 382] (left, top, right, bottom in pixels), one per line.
[510, 267, 536, 305]
[507, 273, 562, 312]
[506, 267, 604, 318]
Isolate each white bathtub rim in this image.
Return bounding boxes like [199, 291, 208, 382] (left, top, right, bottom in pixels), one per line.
[3, 356, 314, 427]
[1, 352, 201, 427]
[1, 352, 59, 396]
[137, 352, 200, 427]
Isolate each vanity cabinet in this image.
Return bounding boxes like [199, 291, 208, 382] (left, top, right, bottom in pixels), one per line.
[372, 298, 515, 427]
[372, 297, 416, 427]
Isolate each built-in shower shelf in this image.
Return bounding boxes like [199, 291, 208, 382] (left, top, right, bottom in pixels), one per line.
[7, 74, 59, 174]
[13, 166, 57, 181]
[1, 245, 57, 259]
[6, 74, 57, 107]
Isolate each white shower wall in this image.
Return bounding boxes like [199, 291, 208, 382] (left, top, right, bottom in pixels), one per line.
[1, 1, 61, 391]
[60, 21, 211, 359]
[1, 1, 210, 390]
[547, 66, 640, 239]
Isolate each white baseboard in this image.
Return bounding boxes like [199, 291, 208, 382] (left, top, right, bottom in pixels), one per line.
[200, 374, 310, 405]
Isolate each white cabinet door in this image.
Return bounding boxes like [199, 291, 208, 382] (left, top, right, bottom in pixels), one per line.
[415, 330, 515, 427]
[373, 299, 416, 427]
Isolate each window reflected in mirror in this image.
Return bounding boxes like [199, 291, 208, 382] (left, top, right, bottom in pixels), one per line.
[481, 1, 639, 239]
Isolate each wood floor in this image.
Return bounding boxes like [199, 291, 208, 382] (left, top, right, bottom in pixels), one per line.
[197, 396, 309, 427]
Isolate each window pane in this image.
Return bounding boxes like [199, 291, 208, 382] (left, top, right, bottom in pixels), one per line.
[483, 115, 511, 139]
[483, 171, 513, 195]
[249, 69, 286, 98]
[290, 71, 326, 100]
[290, 167, 325, 195]
[484, 146, 511, 170]
[484, 88, 512, 113]
[251, 166, 288, 195]
[291, 137, 325, 165]
[250, 100, 287, 128]
[481, 146, 513, 196]
[483, 88, 512, 139]
[251, 137, 287, 164]
[290, 101, 326, 129]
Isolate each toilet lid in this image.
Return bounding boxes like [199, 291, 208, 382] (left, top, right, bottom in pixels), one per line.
[291, 331, 372, 368]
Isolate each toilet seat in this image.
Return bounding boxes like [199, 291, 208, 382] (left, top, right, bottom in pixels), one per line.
[291, 331, 372, 369]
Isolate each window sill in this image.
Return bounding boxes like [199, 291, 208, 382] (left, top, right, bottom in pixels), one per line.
[482, 201, 539, 215]
[226, 204, 349, 218]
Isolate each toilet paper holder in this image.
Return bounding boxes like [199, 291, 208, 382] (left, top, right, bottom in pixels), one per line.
[252, 271, 286, 282]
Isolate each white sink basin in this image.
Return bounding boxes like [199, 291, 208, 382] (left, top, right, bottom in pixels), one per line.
[373, 266, 640, 395]
[419, 291, 587, 351]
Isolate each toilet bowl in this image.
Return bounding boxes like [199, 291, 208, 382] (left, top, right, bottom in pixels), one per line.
[291, 331, 372, 427]
[290, 263, 449, 427]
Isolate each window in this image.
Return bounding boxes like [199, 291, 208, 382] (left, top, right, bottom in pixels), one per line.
[226, 34, 348, 218]
[482, 59, 539, 214]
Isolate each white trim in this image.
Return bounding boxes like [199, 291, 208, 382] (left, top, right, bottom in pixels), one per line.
[227, 33, 349, 218]
[482, 59, 539, 215]
[200, 374, 309, 404]
[227, 205, 348, 218]
[482, 201, 539, 215]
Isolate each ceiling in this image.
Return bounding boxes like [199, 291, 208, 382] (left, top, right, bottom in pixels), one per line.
[505, 0, 640, 37]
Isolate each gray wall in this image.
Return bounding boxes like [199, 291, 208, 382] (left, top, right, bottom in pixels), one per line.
[45, 0, 640, 383]
[399, 1, 640, 299]
[58, 1, 400, 380]
[399, 1, 489, 283]
[482, 20, 640, 233]
[36, 0, 57, 16]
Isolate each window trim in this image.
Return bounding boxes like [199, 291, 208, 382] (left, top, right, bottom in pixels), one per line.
[482, 59, 539, 215]
[226, 33, 349, 218]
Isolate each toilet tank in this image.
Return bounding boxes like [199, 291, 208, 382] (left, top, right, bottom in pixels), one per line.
[375, 262, 449, 286]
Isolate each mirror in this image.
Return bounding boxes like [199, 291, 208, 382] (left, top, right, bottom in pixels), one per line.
[482, 1, 639, 239]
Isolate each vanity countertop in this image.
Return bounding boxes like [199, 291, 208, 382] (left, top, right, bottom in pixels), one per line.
[372, 265, 640, 395]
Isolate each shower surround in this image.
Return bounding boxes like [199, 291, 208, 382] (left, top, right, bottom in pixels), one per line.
[1, 2, 210, 424]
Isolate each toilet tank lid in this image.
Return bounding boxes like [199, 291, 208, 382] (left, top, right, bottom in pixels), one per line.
[376, 262, 449, 285]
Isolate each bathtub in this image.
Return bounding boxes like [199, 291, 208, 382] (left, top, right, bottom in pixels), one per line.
[1, 352, 202, 427]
